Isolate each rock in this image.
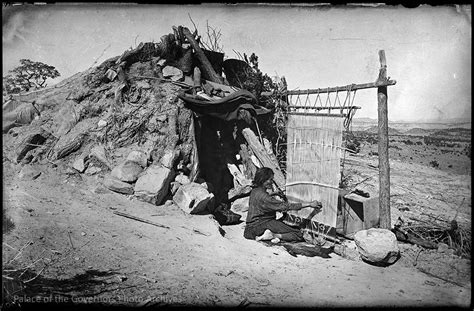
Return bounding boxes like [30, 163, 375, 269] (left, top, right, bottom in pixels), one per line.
[394, 199, 404, 205]
[93, 184, 111, 194]
[85, 166, 102, 175]
[51, 102, 80, 138]
[445, 248, 456, 256]
[354, 228, 400, 265]
[157, 59, 166, 67]
[173, 182, 215, 214]
[175, 173, 190, 185]
[170, 181, 181, 195]
[103, 174, 134, 195]
[333, 240, 361, 261]
[105, 69, 117, 81]
[50, 118, 95, 160]
[19, 165, 42, 180]
[136, 80, 151, 89]
[72, 156, 87, 173]
[111, 160, 143, 183]
[160, 149, 180, 169]
[162, 66, 183, 81]
[200, 182, 214, 193]
[437, 242, 449, 253]
[156, 114, 167, 122]
[90, 144, 112, 169]
[126, 150, 148, 168]
[230, 197, 249, 214]
[65, 167, 78, 175]
[97, 119, 108, 128]
[134, 164, 175, 205]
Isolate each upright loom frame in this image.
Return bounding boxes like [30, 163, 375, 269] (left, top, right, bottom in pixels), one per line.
[282, 50, 396, 243]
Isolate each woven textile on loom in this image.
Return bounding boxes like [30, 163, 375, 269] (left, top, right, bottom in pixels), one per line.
[285, 114, 344, 237]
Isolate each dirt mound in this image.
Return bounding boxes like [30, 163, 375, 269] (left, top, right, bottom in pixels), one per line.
[2, 25, 264, 216]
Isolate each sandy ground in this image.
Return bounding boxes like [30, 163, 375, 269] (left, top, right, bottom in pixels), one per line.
[2, 150, 471, 308]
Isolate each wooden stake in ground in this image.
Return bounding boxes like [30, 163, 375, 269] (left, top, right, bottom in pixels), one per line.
[182, 27, 224, 84]
[377, 50, 391, 229]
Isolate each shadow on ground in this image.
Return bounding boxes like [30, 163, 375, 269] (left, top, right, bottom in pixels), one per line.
[2, 268, 124, 310]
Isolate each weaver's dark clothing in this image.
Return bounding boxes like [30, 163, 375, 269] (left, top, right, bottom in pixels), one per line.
[244, 187, 304, 242]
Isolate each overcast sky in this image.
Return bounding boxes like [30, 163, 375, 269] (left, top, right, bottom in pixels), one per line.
[2, 3, 471, 122]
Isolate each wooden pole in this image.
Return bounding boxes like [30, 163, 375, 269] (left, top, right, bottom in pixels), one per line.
[377, 50, 391, 229]
[285, 80, 396, 95]
[182, 27, 224, 84]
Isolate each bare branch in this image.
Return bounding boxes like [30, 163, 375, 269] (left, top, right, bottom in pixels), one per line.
[188, 13, 199, 35]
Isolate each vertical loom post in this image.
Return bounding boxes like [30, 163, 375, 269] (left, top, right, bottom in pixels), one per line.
[377, 50, 391, 229]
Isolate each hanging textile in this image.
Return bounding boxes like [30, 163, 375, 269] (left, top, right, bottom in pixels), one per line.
[284, 114, 344, 239]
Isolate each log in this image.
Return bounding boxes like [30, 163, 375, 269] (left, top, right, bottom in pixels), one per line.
[377, 50, 391, 229]
[182, 27, 224, 84]
[239, 144, 257, 180]
[242, 127, 285, 189]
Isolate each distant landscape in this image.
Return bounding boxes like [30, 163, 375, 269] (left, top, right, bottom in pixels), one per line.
[351, 117, 471, 132]
[347, 117, 471, 176]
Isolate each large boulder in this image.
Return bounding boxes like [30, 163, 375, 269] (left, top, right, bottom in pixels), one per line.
[354, 228, 400, 265]
[173, 182, 215, 214]
[103, 175, 134, 195]
[134, 164, 175, 205]
[111, 160, 143, 183]
[2, 102, 40, 133]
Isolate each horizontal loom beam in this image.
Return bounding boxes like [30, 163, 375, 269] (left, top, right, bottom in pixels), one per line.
[285, 80, 396, 95]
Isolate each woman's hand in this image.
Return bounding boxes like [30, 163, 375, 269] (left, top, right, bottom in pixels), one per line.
[309, 200, 322, 209]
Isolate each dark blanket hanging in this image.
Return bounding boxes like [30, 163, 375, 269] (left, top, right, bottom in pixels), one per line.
[178, 89, 270, 121]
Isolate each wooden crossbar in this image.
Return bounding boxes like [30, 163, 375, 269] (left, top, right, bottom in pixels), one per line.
[287, 112, 348, 117]
[285, 80, 396, 95]
[288, 105, 361, 110]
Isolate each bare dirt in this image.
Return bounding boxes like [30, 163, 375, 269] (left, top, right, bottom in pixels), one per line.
[2, 129, 471, 308]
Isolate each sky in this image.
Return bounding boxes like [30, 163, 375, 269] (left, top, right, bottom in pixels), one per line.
[2, 3, 471, 122]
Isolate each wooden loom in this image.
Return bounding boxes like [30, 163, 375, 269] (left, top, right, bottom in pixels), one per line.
[282, 50, 396, 242]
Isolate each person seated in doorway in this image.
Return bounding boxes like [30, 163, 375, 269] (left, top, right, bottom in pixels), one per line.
[243, 167, 322, 243]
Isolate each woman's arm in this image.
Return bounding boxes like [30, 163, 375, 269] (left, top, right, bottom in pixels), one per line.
[259, 190, 322, 212]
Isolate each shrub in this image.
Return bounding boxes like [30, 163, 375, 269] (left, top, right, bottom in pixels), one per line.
[429, 160, 439, 168]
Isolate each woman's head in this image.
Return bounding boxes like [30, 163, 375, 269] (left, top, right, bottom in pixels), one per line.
[253, 167, 274, 188]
